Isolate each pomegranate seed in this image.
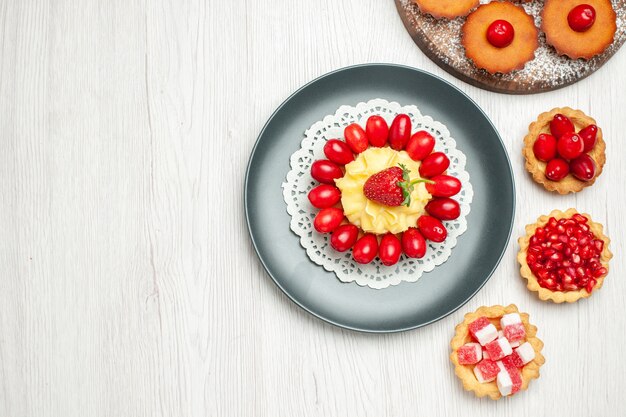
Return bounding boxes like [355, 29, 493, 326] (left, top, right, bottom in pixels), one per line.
[530, 236, 539, 246]
[552, 242, 565, 252]
[588, 258, 600, 270]
[563, 247, 572, 257]
[571, 254, 581, 264]
[593, 239, 604, 252]
[543, 278, 556, 289]
[549, 233, 560, 242]
[580, 224, 590, 232]
[550, 252, 563, 262]
[558, 234, 568, 243]
[529, 245, 542, 255]
[592, 267, 607, 278]
[557, 224, 566, 233]
[580, 246, 592, 260]
[576, 267, 586, 279]
[579, 236, 590, 246]
[561, 259, 572, 268]
[548, 217, 558, 228]
[572, 214, 587, 223]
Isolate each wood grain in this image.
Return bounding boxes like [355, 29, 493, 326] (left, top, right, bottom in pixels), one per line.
[0, 0, 624, 416]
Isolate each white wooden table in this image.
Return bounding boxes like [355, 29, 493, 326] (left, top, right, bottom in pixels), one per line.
[1, 1, 624, 416]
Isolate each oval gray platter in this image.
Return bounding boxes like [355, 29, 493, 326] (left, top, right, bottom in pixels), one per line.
[244, 64, 515, 333]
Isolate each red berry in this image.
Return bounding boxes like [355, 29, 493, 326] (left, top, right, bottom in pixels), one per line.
[379, 233, 402, 266]
[545, 158, 570, 181]
[419, 152, 450, 178]
[344, 123, 368, 154]
[323, 139, 354, 165]
[307, 184, 341, 208]
[578, 124, 598, 153]
[557, 132, 584, 160]
[550, 114, 575, 139]
[352, 234, 378, 264]
[330, 224, 359, 252]
[365, 115, 389, 147]
[425, 175, 461, 197]
[425, 198, 461, 221]
[401, 227, 427, 259]
[570, 154, 596, 181]
[533, 133, 558, 162]
[568, 4, 596, 32]
[313, 208, 344, 233]
[486, 19, 515, 48]
[310, 160, 343, 184]
[363, 165, 428, 207]
[388, 114, 412, 151]
[405, 131, 435, 161]
[417, 215, 447, 242]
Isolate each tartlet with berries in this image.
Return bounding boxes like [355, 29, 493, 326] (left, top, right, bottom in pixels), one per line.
[308, 114, 465, 267]
[523, 107, 606, 194]
[450, 304, 545, 400]
[518, 208, 612, 303]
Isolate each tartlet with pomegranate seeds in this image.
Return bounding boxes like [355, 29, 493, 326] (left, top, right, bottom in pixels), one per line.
[542, 0, 617, 60]
[413, 0, 479, 19]
[461, 2, 539, 74]
[518, 209, 612, 303]
[450, 304, 545, 400]
[523, 107, 606, 194]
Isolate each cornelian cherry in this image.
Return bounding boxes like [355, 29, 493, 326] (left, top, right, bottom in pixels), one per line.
[579, 124, 598, 152]
[568, 4, 596, 32]
[533, 133, 558, 162]
[549, 114, 575, 139]
[486, 20, 515, 48]
[557, 132, 584, 160]
[570, 154, 596, 181]
[545, 158, 569, 181]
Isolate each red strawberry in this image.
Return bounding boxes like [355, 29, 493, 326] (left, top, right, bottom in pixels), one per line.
[363, 164, 431, 207]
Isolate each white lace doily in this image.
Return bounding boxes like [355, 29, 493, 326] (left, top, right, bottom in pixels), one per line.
[282, 98, 474, 289]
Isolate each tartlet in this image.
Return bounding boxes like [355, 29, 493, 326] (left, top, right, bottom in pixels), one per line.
[542, 0, 617, 59]
[413, 0, 479, 19]
[523, 107, 606, 194]
[450, 304, 545, 400]
[461, 2, 539, 74]
[518, 208, 612, 303]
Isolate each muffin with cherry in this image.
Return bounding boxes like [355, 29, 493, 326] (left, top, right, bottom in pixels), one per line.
[523, 107, 606, 194]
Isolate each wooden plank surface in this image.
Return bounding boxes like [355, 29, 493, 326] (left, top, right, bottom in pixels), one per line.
[0, 1, 623, 415]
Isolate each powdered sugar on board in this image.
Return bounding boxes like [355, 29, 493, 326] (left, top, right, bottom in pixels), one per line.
[396, 0, 626, 93]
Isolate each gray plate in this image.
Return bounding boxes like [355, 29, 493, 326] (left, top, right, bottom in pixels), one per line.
[245, 64, 515, 333]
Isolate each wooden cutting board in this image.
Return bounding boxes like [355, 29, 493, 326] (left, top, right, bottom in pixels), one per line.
[395, 0, 626, 94]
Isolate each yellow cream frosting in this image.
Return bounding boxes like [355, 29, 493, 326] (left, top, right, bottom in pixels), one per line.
[334, 147, 432, 235]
